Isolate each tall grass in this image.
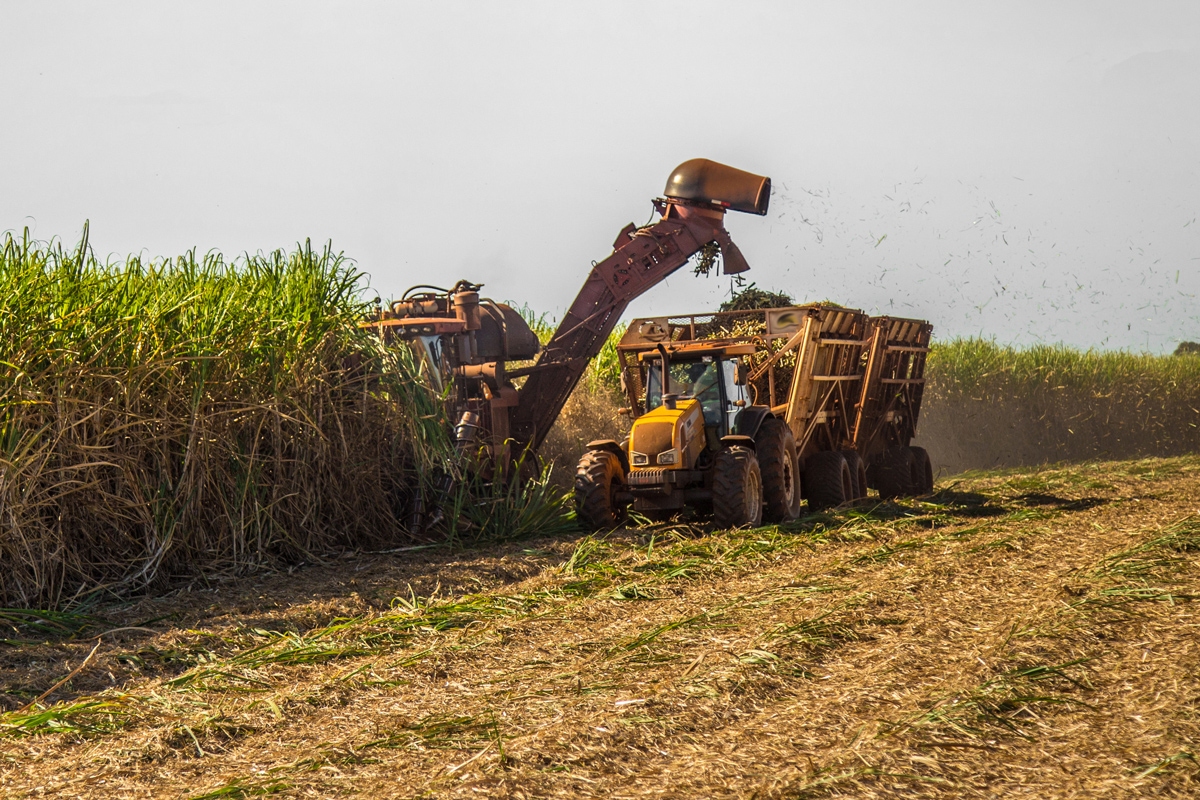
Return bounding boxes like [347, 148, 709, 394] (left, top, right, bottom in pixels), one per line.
[0, 229, 571, 608]
[0, 228, 427, 606]
[917, 339, 1200, 472]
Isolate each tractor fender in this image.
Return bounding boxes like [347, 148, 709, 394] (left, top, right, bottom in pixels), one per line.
[720, 434, 756, 450]
[731, 406, 775, 440]
[585, 439, 630, 474]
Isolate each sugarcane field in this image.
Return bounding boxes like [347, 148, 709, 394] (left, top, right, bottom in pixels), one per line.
[3, 4, 1199, 799]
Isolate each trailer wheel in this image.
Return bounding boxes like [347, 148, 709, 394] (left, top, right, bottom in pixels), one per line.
[575, 450, 627, 531]
[907, 446, 934, 495]
[876, 446, 915, 499]
[840, 450, 868, 500]
[805, 450, 853, 510]
[756, 418, 801, 522]
[712, 446, 763, 529]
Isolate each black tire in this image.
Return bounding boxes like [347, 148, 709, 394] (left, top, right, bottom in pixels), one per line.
[875, 446, 915, 499]
[804, 450, 853, 511]
[712, 446, 763, 529]
[840, 449, 868, 500]
[756, 418, 801, 522]
[908, 446, 934, 495]
[574, 450, 626, 530]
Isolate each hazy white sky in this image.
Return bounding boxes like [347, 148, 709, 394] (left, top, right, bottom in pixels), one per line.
[3, 1, 1198, 350]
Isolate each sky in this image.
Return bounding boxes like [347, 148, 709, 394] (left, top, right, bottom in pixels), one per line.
[2, 1, 1198, 351]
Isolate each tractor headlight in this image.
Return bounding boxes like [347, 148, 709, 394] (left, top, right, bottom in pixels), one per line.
[657, 450, 678, 465]
[631, 452, 649, 466]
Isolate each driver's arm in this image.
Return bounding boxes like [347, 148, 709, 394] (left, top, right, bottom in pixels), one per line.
[692, 371, 717, 397]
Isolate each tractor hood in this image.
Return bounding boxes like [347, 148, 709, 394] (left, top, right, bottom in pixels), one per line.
[629, 398, 704, 469]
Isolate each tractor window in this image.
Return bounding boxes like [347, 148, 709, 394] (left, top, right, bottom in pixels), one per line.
[646, 359, 722, 426]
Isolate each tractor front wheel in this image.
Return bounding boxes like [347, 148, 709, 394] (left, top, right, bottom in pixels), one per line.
[712, 446, 763, 529]
[574, 450, 627, 531]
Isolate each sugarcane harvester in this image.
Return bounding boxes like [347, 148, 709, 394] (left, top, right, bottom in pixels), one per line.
[363, 159, 772, 519]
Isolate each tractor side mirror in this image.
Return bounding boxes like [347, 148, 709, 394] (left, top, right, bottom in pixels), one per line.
[736, 363, 750, 385]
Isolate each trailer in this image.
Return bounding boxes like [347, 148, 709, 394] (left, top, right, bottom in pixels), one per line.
[854, 315, 935, 497]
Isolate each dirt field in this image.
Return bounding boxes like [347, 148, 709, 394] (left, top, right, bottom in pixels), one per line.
[2, 456, 1199, 798]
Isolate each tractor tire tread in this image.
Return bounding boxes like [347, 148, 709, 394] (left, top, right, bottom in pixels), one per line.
[840, 449, 868, 501]
[908, 446, 934, 495]
[876, 447, 915, 499]
[575, 450, 624, 530]
[712, 446, 763, 529]
[756, 418, 800, 522]
[805, 450, 851, 511]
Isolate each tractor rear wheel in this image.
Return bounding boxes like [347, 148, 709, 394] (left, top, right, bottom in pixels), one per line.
[907, 446, 934, 495]
[712, 446, 763, 529]
[756, 418, 801, 522]
[804, 450, 853, 511]
[840, 449, 868, 500]
[876, 446, 915, 499]
[574, 450, 626, 531]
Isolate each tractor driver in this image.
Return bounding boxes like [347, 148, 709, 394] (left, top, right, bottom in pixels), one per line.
[685, 361, 718, 398]
[650, 359, 721, 424]
[674, 360, 722, 425]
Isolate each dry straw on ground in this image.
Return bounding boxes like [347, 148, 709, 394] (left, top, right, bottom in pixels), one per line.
[0, 456, 1196, 798]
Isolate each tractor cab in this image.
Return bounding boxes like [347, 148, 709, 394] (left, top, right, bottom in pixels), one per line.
[619, 343, 758, 479]
[641, 344, 755, 439]
[578, 341, 798, 528]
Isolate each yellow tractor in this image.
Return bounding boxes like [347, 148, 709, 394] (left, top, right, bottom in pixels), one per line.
[576, 341, 800, 529]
